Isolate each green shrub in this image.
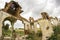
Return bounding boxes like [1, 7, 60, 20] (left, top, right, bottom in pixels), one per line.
[48, 25, 60, 40]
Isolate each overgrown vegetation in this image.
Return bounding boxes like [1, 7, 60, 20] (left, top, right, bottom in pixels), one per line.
[2, 24, 11, 37]
[16, 30, 24, 36]
[48, 25, 60, 40]
[26, 30, 42, 40]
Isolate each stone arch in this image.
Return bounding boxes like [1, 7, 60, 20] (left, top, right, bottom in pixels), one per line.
[2, 16, 17, 29]
[1, 16, 17, 40]
[2, 16, 17, 25]
[2, 16, 17, 31]
[0, 11, 12, 39]
[3, 17, 12, 26]
[2, 19, 11, 31]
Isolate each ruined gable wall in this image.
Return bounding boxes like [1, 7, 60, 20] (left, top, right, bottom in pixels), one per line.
[38, 19, 54, 40]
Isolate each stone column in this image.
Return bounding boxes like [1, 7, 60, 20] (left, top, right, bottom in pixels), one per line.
[34, 22, 37, 33]
[0, 17, 2, 39]
[11, 22, 14, 40]
[22, 20, 30, 34]
[24, 24, 30, 34]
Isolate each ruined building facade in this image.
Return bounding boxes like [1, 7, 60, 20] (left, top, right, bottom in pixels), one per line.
[0, 1, 59, 40]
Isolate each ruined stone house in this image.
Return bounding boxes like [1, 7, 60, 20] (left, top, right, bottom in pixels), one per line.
[0, 1, 59, 40]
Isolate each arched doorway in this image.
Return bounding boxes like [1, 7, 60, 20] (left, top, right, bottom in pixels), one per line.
[14, 20, 25, 38]
[2, 17, 17, 40]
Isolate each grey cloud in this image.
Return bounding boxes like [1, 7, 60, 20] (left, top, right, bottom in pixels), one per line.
[19, 0, 47, 19]
[55, 0, 60, 7]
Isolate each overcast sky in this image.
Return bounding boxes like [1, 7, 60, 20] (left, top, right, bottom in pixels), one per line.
[0, 0, 60, 28]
